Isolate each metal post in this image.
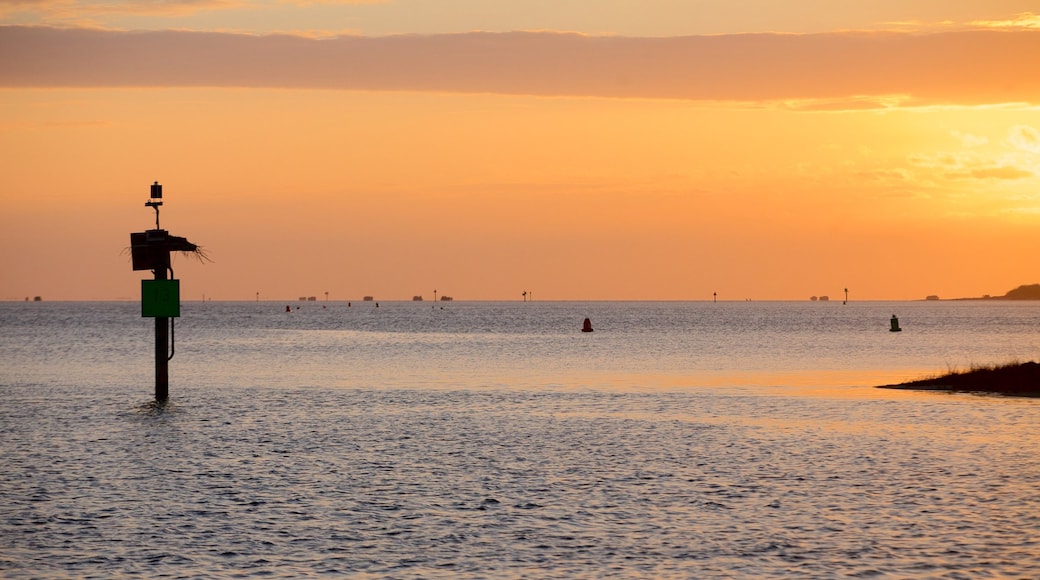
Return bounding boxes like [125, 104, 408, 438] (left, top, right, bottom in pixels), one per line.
[133, 182, 201, 402]
[155, 261, 169, 401]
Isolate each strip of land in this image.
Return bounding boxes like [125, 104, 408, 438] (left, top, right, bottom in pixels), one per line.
[878, 361, 1040, 397]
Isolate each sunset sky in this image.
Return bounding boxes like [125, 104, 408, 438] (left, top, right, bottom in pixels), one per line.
[2, 2, 1039, 301]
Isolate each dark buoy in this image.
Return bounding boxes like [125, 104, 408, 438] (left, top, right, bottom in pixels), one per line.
[582, 317, 594, 333]
[890, 315, 902, 332]
[286, 305, 291, 312]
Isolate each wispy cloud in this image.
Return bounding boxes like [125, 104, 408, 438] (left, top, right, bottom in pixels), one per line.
[778, 94, 917, 111]
[962, 166, 1034, 180]
[0, 0, 54, 6]
[951, 130, 989, 148]
[0, 0, 382, 18]
[881, 11, 1040, 33]
[1009, 125, 1040, 153]
[2, 27, 1039, 107]
[0, 0, 240, 20]
[971, 12, 1040, 29]
[912, 150, 1035, 182]
[0, 0, 249, 34]
[275, 0, 387, 5]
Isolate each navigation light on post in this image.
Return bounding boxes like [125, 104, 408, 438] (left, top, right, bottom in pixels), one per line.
[147, 181, 163, 229]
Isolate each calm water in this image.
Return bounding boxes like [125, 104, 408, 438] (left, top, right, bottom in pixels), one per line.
[2, 300, 1040, 578]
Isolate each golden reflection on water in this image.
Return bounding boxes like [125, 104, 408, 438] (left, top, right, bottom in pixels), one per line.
[548, 374, 1038, 443]
[548, 368, 941, 398]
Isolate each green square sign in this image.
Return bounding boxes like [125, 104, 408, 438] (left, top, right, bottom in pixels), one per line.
[142, 279, 180, 317]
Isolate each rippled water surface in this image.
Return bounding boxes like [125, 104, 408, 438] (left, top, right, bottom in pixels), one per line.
[2, 301, 1040, 578]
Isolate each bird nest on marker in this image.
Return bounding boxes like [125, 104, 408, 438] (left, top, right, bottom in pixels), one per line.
[171, 237, 211, 264]
[123, 234, 212, 265]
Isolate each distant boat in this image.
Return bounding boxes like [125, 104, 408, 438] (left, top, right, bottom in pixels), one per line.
[819, 296, 830, 301]
[363, 296, 374, 301]
[440, 296, 453, 301]
[412, 296, 423, 301]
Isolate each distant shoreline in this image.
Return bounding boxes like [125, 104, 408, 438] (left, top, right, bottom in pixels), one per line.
[6, 297, 1040, 303]
[946, 297, 1040, 301]
[942, 283, 1040, 301]
[878, 361, 1040, 397]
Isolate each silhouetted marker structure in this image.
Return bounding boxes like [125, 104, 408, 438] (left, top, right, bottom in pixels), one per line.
[130, 182, 202, 401]
[890, 315, 902, 332]
[582, 318, 594, 333]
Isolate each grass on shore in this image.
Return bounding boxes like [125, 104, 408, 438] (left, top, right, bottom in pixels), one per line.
[878, 360, 1040, 397]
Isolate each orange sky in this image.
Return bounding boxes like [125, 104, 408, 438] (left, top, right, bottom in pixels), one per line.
[1, 5, 1039, 300]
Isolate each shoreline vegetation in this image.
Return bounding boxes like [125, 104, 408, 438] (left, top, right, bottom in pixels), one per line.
[945, 283, 1040, 301]
[878, 361, 1040, 397]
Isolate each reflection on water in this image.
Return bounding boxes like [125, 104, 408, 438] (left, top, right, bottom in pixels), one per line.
[3, 383, 1040, 578]
[1, 301, 1039, 577]
[3, 300, 1039, 392]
